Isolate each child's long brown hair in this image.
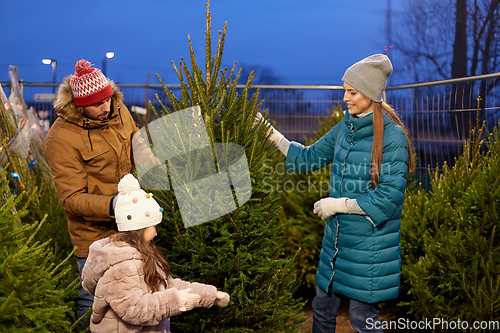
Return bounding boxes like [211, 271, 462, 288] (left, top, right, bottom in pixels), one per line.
[370, 102, 415, 188]
[110, 229, 170, 293]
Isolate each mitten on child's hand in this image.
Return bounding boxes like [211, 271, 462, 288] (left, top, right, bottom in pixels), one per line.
[214, 291, 230, 307]
[177, 288, 201, 312]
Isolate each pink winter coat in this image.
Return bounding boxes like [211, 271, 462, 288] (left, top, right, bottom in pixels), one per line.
[82, 238, 218, 333]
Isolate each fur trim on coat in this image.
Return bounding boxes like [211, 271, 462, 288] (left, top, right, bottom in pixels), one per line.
[53, 76, 124, 126]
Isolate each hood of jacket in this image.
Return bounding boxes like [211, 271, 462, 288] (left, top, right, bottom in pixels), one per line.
[53, 76, 124, 129]
[82, 237, 143, 296]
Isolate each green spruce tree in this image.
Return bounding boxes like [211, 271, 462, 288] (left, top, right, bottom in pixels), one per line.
[1, 72, 80, 330]
[0, 167, 80, 332]
[398, 107, 500, 331]
[146, 2, 305, 332]
[1, 75, 72, 255]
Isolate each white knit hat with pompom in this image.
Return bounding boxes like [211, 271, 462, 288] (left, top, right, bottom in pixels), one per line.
[115, 174, 163, 231]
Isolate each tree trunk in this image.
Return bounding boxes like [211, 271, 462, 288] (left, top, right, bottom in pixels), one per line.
[479, 0, 500, 126]
[450, 0, 470, 139]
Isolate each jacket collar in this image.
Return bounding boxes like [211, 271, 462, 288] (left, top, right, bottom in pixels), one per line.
[344, 110, 392, 141]
[344, 111, 374, 141]
[81, 101, 123, 129]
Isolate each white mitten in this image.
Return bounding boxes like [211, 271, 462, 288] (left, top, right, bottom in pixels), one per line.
[253, 112, 290, 156]
[313, 198, 348, 220]
[177, 288, 201, 312]
[213, 291, 230, 307]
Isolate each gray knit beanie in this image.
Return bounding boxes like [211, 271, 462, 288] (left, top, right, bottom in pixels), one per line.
[342, 54, 393, 102]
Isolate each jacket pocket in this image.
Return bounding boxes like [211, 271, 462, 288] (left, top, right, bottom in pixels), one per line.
[80, 135, 115, 184]
[80, 135, 110, 161]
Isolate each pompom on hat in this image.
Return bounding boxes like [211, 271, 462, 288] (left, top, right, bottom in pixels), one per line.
[115, 174, 163, 232]
[70, 59, 113, 107]
[341, 54, 393, 103]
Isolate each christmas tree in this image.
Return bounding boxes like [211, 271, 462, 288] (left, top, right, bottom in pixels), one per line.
[398, 103, 500, 328]
[0, 69, 72, 255]
[0, 167, 80, 332]
[145, 2, 306, 331]
[1, 69, 81, 330]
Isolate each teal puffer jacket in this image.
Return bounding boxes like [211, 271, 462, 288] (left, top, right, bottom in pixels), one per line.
[285, 110, 409, 303]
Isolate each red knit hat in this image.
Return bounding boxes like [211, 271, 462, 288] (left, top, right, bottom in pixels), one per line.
[70, 59, 113, 107]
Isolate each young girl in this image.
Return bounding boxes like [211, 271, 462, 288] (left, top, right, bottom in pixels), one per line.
[82, 174, 230, 333]
[255, 54, 415, 333]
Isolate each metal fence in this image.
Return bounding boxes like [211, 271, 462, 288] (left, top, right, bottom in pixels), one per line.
[2, 73, 500, 189]
[386, 73, 500, 187]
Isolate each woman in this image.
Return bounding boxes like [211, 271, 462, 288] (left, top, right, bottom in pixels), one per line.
[254, 54, 415, 333]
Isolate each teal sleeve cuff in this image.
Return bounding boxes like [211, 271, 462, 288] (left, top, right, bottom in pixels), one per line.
[284, 141, 302, 170]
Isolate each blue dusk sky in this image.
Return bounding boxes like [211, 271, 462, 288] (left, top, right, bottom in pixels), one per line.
[1, 0, 404, 86]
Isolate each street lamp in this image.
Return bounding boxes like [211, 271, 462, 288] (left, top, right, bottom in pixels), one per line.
[102, 52, 114, 77]
[42, 58, 57, 92]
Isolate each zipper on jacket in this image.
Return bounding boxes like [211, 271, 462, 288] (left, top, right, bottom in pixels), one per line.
[329, 221, 340, 285]
[118, 105, 123, 125]
[329, 121, 354, 287]
[83, 119, 93, 151]
[338, 122, 355, 197]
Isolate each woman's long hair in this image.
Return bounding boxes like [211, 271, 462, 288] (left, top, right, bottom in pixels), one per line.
[110, 229, 170, 293]
[371, 102, 415, 188]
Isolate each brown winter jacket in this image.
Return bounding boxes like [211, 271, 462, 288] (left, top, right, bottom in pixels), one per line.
[82, 238, 218, 333]
[45, 77, 155, 257]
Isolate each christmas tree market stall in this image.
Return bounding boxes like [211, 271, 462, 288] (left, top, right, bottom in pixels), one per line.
[1, 1, 500, 331]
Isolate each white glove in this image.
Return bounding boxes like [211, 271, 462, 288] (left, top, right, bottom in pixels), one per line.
[178, 288, 201, 312]
[252, 111, 268, 129]
[313, 198, 348, 220]
[213, 291, 230, 307]
[253, 112, 289, 155]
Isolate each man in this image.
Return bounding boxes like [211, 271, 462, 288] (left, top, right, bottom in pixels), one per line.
[45, 59, 158, 320]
